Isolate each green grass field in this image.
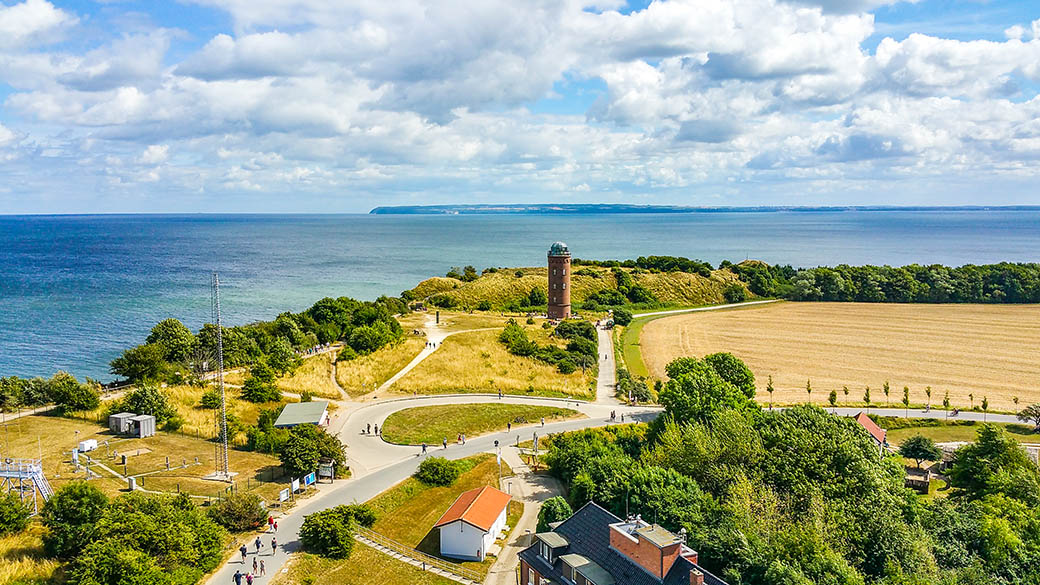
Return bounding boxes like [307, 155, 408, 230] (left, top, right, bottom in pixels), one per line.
[884, 420, 1038, 445]
[380, 404, 583, 445]
[271, 545, 457, 585]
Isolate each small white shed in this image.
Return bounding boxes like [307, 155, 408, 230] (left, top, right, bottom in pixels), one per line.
[434, 485, 511, 561]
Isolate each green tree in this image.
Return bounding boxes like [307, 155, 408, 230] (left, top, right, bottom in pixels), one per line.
[723, 284, 747, 303]
[660, 357, 757, 423]
[207, 493, 267, 532]
[48, 371, 100, 413]
[982, 396, 989, 421]
[1016, 404, 1040, 430]
[903, 386, 910, 416]
[146, 318, 197, 364]
[118, 385, 176, 423]
[899, 434, 942, 468]
[415, 457, 461, 486]
[704, 353, 756, 399]
[943, 390, 950, 411]
[766, 375, 774, 410]
[925, 386, 932, 408]
[864, 386, 871, 408]
[299, 507, 357, 559]
[0, 492, 30, 536]
[240, 362, 281, 403]
[109, 343, 168, 383]
[279, 424, 346, 478]
[537, 496, 573, 532]
[949, 425, 1040, 504]
[528, 287, 547, 306]
[612, 307, 633, 326]
[41, 482, 109, 559]
[267, 337, 301, 375]
[805, 379, 812, 403]
[828, 389, 837, 409]
[842, 385, 849, 404]
[199, 387, 221, 409]
[883, 380, 890, 406]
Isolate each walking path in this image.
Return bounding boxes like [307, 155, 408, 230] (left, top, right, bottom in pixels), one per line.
[632, 299, 780, 319]
[595, 325, 619, 404]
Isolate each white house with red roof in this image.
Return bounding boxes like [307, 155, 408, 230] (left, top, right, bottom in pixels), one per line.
[434, 485, 511, 561]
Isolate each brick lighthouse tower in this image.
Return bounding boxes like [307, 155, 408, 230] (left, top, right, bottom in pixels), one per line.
[547, 242, 571, 320]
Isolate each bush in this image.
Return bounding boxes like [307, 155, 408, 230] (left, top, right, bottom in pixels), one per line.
[241, 362, 281, 403]
[300, 506, 358, 559]
[117, 385, 177, 423]
[723, 284, 747, 303]
[208, 493, 267, 532]
[612, 307, 633, 326]
[300, 390, 313, 402]
[199, 387, 222, 409]
[41, 482, 109, 559]
[415, 457, 461, 486]
[279, 424, 347, 478]
[477, 300, 492, 311]
[557, 359, 577, 374]
[429, 294, 458, 309]
[0, 492, 30, 536]
[528, 287, 547, 306]
[337, 346, 358, 362]
[48, 371, 100, 414]
[163, 416, 184, 431]
[526, 317, 536, 325]
[537, 496, 573, 532]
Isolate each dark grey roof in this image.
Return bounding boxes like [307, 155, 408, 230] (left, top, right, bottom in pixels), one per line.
[519, 502, 729, 585]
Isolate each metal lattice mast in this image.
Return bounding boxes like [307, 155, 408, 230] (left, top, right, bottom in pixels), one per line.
[212, 273, 230, 479]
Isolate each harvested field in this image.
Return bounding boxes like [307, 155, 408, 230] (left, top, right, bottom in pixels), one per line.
[641, 302, 1040, 412]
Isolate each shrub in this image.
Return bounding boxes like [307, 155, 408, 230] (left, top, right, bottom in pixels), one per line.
[555, 320, 596, 342]
[537, 496, 573, 532]
[723, 284, 748, 303]
[300, 507, 357, 559]
[337, 346, 358, 362]
[526, 317, 536, 325]
[163, 416, 184, 431]
[515, 270, 524, 278]
[41, 482, 109, 559]
[612, 307, 633, 326]
[0, 492, 30, 535]
[557, 359, 577, 374]
[199, 387, 222, 409]
[208, 493, 267, 532]
[117, 385, 177, 423]
[279, 424, 347, 478]
[477, 300, 493, 311]
[48, 371, 100, 414]
[415, 457, 461, 486]
[528, 287, 547, 306]
[429, 294, 458, 309]
[300, 390, 313, 402]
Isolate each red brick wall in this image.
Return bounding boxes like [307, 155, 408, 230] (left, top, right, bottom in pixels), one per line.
[609, 528, 681, 579]
[520, 559, 538, 585]
[547, 254, 571, 319]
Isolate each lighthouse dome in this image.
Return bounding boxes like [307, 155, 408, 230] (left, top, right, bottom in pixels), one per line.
[548, 242, 569, 256]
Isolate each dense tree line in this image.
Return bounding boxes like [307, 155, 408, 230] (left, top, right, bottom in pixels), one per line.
[110, 295, 407, 384]
[0, 371, 100, 414]
[732, 261, 1040, 303]
[544, 353, 1040, 585]
[574, 255, 714, 277]
[499, 319, 597, 374]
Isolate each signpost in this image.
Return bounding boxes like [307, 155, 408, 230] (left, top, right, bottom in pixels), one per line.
[304, 472, 316, 486]
[291, 478, 300, 493]
[279, 488, 290, 503]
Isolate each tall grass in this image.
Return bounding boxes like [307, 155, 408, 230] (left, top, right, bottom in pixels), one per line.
[390, 328, 594, 399]
[277, 354, 342, 399]
[0, 525, 62, 585]
[335, 337, 425, 396]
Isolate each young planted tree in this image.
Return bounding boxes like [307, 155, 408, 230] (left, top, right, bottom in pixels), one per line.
[943, 390, 950, 416]
[982, 396, 989, 422]
[883, 380, 890, 407]
[828, 389, 837, 411]
[899, 434, 942, 469]
[863, 386, 871, 411]
[805, 379, 812, 403]
[925, 386, 932, 409]
[842, 385, 849, 405]
[969, 393, 975, 410]
[902, 386, 910, 417]
[766, 375, 774, 410]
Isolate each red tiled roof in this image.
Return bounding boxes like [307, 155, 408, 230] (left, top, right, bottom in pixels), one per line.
[854, 412, 886, 445]
[434, 485, 511, 532]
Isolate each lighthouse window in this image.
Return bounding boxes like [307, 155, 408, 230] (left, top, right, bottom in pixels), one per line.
[562, 283, 566, 290]
[553, 269, 556, 276]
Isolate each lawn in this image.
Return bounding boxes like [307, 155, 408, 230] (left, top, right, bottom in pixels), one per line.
[0, 524, 62, 585]
[335, 336, 426, 396]
[883, 420, 1039, 445]
[271, 545, 456, 585]
[2, 413, 285, 501]
[380, 404, 583, 445]
[640, 302, 1040, 413]
[389, 327, 595, 399]
[368, 455, 520, 579]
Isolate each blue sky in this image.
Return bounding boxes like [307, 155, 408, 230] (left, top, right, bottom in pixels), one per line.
[0, 0, 1038, 213]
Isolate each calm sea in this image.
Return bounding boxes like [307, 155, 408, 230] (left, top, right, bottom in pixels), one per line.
[1, 211, 1038, 380]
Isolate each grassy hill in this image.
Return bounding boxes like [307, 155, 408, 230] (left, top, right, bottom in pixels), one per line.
[407, 265, 751, 310]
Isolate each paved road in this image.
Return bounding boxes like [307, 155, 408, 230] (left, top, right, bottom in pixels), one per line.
[595, 325, 619, 404]
[828, 406, 1021, 425]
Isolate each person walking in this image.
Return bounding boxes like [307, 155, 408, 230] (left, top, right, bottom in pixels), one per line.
[271, 537, 277, 554]
[273, 520, 278, 532]
[233, 570, 244, 585]
[239, 545, 248, 563]
[366, 423, 371, 434]
[374, 424, 379, 435]
[252, 557, 258, 575]
[443, 437, 447, 449]
[254, 536, 262, 554]
[421, 442, 427, 455]
[507, 422, 511, 432]
[462, 433, 466, 445]
[259, 560, 265, 576]
[267, 516, 274, 532]
[246, 573, 253, 585]
[541, 417, 545, 427]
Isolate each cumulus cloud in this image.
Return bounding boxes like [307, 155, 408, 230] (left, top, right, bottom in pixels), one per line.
[1, 0, 1040, 210]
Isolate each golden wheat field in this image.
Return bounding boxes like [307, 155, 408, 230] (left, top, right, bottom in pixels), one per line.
[641, 302, 1040, 412]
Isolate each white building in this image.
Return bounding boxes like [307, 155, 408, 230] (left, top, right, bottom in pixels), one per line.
[434, 485, 511, 561]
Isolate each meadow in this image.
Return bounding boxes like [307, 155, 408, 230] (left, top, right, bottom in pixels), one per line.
[334, 336, 426, 396]
[380, 403, 583, 445]
[389, 326, 595, 399]
[640, 302, 1040, 412]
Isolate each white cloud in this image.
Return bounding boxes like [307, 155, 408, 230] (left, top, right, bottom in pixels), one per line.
[138, 144, 168, 164]
[0, 0, 76, 50]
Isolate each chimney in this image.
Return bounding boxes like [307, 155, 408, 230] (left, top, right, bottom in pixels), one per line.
[690, 568, 704, 585]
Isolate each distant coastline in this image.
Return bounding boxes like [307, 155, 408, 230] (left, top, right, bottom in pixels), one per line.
[368, 203, 1040, 215]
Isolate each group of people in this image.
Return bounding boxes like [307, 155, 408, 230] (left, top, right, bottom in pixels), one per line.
[609, 410, 624, 422]
[232, 518, 280, 584]
[365, 423, 380, 435]
[425, 341, 439, 349]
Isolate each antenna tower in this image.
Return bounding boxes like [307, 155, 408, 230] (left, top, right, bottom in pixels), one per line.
[211, 273, 231, 481]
